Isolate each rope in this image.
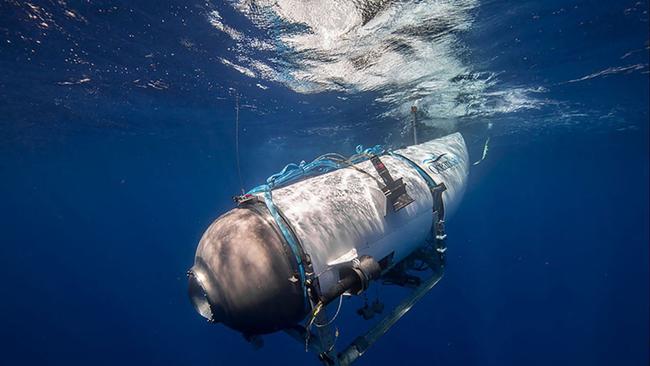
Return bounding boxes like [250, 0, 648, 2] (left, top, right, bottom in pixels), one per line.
[247, 144, 385, 195]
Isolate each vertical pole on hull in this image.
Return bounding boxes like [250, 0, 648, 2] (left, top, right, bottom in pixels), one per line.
[235, 92, 245, 195]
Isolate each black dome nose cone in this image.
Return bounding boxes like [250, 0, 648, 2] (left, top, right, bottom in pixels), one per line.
[189, 207, 307, 334]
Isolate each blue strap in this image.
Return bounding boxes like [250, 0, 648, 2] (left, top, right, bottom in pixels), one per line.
[389, 152, 438, 191]
[261, 190, 309, 310]
[243, 144, 387, 311]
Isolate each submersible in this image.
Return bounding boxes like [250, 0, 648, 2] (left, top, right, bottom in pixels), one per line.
[188, 132, 469, 358]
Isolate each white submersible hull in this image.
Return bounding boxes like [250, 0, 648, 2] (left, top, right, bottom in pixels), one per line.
[188, 133, 469, 335]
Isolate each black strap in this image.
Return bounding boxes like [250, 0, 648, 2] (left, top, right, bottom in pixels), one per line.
[369, 155, 414, 212]
[431, 182, 446, 223]
[389, 152, 447, 266]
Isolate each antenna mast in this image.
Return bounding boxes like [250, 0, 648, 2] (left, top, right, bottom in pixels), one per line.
[410, 105, 418, 145]
[235, 92, 245, 194]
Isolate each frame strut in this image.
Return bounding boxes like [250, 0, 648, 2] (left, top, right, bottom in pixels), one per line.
[337, 269, 443, 366]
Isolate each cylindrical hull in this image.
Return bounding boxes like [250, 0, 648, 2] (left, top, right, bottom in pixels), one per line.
[265, 132, 469, 293]
[189, 132, 469, 334]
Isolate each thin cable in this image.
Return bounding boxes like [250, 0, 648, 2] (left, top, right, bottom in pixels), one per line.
[234, 93, 244, 194]
[326, 327, 340, 353]
[304, 301, 324, 351]
[314, 295, 344, 328]
[303, 297, 344, 352]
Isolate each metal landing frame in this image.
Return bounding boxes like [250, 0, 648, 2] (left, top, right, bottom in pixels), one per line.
[286, 262, 444, 366]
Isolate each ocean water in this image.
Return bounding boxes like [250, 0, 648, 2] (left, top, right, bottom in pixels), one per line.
[0, 1, 648, 365]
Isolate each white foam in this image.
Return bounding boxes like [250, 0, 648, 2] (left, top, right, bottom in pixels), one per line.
[212, 0, 544, 124]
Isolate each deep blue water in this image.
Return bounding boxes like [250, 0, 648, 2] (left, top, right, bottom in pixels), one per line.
[1, 1, 648, 365]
